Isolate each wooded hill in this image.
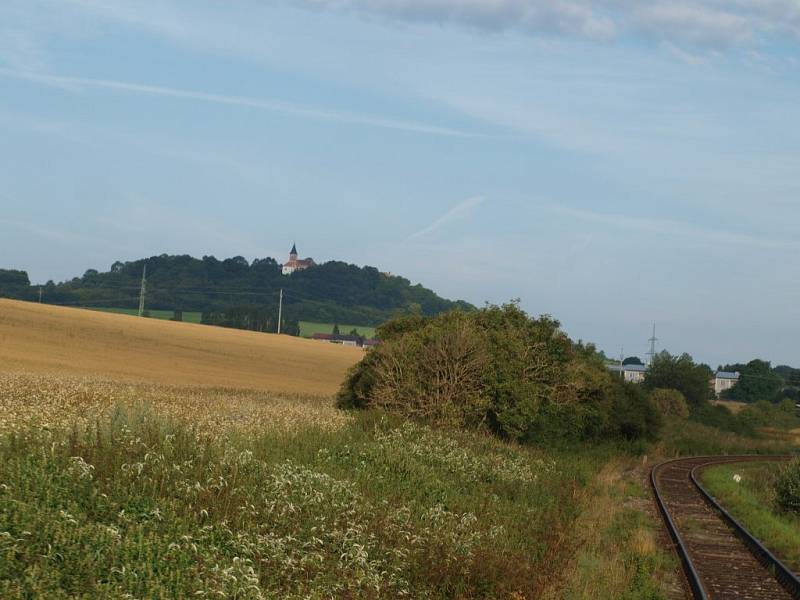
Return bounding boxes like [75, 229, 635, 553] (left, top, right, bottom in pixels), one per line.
[0, 256, 474, 335]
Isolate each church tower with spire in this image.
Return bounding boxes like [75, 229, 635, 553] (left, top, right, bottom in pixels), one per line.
[282, 243, 316, 275]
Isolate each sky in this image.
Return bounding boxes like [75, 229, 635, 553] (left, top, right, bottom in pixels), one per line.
[1, 0, 799, 367]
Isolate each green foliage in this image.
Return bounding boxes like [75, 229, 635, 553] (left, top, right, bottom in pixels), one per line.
[299, 321, 376, 338]
[775, 460, 800, 516]
[338, 304, 661, 444]
[332, 323, 340, 336]
[0, 269, 33, 300]
[622, 356, 644, 366]
[1, 254, 473, 330]
[650, 388, 689, 419]
[660, 417, 794, 456]
[643, 352, 713, 408]
[203, 303, 300, 335]
[606, 382, 663, 443]
[701, 463, 800, 572]
[722, 359, 783, 403]
[689, 402, 755, 436]
[737, 399, 800, 430]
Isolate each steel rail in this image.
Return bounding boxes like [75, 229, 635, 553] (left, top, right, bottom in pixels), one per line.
[690, 460, 800, 599]
[651, 455, 799, 600]
[651, 457, 709, 600]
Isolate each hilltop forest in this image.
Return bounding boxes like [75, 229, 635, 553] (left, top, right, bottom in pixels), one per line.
[0, 255, 473, 335]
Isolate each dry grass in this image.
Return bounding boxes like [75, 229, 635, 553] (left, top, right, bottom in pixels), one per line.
[542, 459, 680, 600]
[0, 373, 352, 437]
[0, 299, 362, 396]
[713, 399, 748, 414]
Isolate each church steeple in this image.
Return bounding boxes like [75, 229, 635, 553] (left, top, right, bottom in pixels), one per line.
[290, 243, 298, 259]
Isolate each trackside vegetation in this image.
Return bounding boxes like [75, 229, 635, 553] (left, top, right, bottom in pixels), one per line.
[700, 462, 800, 573]
[338, 304, 662, 446]
[0, 375, 675, 599]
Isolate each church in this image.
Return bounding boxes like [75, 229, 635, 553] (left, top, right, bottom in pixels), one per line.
[281, 243, 316, 275]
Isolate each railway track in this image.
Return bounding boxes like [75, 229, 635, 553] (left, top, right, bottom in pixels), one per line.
[651, 455, 800, 600]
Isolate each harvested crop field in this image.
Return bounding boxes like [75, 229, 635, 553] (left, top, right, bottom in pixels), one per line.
[0, 299, 362, 396]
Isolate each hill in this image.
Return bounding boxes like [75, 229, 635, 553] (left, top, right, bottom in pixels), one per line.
[0, 255, 474, 335]
[0, 299, 361, 396]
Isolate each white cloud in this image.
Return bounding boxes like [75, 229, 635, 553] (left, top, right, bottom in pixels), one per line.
[407, 195, 485, 240]
[299, 0, 800, 49]
[0, 68, 477, 138]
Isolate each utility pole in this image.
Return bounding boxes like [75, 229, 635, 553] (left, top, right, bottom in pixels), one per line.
[619, 346, 625, 378]
[38, 287, 42, 303]
[277, 288, 283, 334]
[647, 323, 658, 366]
[137, 264, 147, 317]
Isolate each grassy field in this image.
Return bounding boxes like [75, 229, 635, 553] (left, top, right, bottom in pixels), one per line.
[0, 374, 678, 599]
[88, 306, 203, 323]
[0, 299, 681, 598]
[0, 299, 361, 396]
[700, 462, 800, 573]
[299, 320, 376, 339]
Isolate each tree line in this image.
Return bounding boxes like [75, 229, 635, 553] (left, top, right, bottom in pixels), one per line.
[0, 255, 473, 333]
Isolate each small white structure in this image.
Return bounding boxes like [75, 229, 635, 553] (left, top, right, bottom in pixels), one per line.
[713, 371, 740, 397]
[281, 243, 316, 275]
[607, 363, 647, 383]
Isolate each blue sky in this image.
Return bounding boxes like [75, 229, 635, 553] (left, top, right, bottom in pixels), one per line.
[1, 0, 799, 366]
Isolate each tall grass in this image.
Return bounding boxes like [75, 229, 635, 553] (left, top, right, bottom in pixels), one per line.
[0, 405, 591, 598]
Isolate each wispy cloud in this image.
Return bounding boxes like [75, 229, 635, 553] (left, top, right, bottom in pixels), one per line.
[300, 0, 800, 49]
[0, 68, 477, 138]
[407, 195, 485, 240]
[553, 205, 797, 250]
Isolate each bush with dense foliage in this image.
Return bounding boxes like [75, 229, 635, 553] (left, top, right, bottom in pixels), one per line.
[721, 359, 783, 403]
[650, 388, 690, 419]
[775, 460, 800, 515]
[643, 352, 713, 408]
[338, 304, 661, 444]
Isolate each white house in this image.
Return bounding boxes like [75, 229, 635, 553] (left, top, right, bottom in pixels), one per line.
[713, 371, 740, 397]
[607, 363, 648, 383]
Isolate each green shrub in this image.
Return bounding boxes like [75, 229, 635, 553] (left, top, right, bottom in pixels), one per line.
[650, 388, 689, 419]
[338, 303, 661, 444]
[608, 382, 662, 442]
[690, 402, 755, 436]
[775, 460, 800, 515]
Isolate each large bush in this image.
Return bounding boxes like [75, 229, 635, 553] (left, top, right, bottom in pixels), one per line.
[337, 304, 661, 443]
[775, 460, 800, 515]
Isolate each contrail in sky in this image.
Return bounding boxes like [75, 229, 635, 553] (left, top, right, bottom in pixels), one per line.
[0, 68, 477, 138]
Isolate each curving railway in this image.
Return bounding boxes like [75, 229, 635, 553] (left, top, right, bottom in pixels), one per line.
[651, 455, 800, 600]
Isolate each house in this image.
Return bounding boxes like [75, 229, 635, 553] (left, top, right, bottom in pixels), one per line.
[713, 371, 740, 397]
[281, 243, 316, 275]
[607, 363, 648, 383]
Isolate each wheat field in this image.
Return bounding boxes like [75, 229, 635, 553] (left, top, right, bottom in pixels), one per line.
[0, 299, 362, 396]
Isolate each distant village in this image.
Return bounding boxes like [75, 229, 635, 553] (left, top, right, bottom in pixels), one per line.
[608, 362, 739, 398]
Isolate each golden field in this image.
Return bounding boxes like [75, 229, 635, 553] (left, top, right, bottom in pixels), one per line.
[0, 299, 362, 396]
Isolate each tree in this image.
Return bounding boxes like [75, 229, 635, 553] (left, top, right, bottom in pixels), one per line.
[622, 356, 644, 366]
[332, 323, 341, 336]
[722, 359, 783, 403]
[643, 352, 713, 408]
